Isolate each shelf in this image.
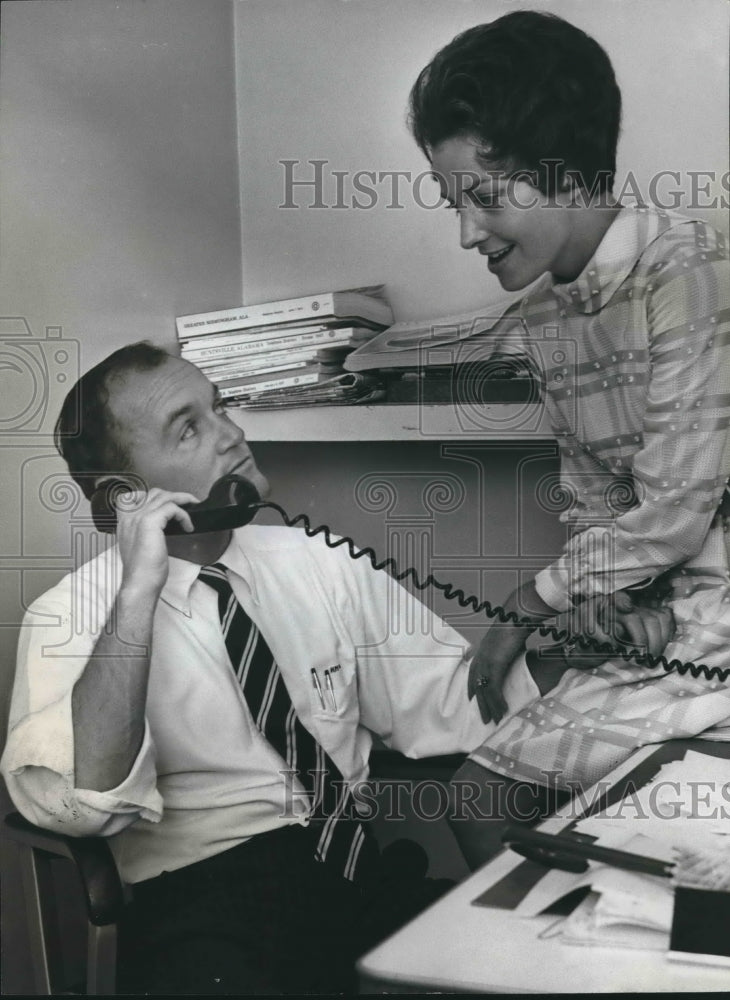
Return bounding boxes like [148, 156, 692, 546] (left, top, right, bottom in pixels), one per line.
[229, 403, 555, 442]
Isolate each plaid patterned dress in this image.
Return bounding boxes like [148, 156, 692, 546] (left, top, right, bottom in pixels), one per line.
[469, 204, 730, 788]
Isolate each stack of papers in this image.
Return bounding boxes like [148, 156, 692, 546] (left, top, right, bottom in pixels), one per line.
[574, 750, 730, 854]
[559, 870, 674, 951]
[515, 860, 674, 951]
[232, 372, 385, 409]
[514, 751, 730, 952]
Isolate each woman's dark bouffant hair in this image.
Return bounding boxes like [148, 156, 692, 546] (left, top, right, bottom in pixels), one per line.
[54, 341, 171, 500]
[408, 10, 622, 195]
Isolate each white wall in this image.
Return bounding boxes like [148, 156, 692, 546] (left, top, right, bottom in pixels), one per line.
[0, 1, 242, 990]
[1, 0, 244, 354]
[234, 0, 729, 320]
[0, 0, 242, 701]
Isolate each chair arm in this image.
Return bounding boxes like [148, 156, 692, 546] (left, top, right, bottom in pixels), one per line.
[4, 812, 125, 927]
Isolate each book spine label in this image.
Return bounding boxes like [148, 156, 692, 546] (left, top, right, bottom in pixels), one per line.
[183, 328, 356, 361]
[177, 294, 336, 338]
[196, 351, 318, 377]
[219, 371, 321, 398]
[209, 360, 312, 384]
[179, 323, 332, 351]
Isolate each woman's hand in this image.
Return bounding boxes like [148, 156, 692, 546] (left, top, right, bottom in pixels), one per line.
[468, 580, 557, 724]
[468, 583, 676, 724]
[552, 591, 675, 669]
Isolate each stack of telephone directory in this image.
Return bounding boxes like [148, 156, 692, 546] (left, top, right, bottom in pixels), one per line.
[176, 286, 392, 408]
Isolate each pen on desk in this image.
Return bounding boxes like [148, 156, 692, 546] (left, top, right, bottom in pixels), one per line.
[324, 669, 337, 711]
[501, 825, 674, 879]
[311, 668, 326, 709]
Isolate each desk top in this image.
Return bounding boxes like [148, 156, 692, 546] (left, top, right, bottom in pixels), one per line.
[358, 740, 730, 993]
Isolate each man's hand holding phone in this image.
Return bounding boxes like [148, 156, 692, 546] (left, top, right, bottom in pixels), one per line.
[115, 487, 200, 597]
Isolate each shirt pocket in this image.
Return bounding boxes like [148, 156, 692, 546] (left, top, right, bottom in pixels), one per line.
[309, 659, 357, 720]
[307, 655, 362, 764]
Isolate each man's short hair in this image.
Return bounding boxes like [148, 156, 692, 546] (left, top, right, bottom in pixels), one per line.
[54, 341, 172, 500]
[408, 10, 622, 196]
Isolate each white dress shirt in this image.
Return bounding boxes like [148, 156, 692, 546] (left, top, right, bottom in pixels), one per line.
[2, 524, 537, 883]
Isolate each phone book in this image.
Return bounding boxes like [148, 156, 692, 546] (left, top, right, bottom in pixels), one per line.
[206, 358, 316, 382]
[176, 285, 393, 340]
[196, 347, 324, 379]
[218, 369, 328, 400]
[181, 326, 373, 363]
[179, 322, 334, 352]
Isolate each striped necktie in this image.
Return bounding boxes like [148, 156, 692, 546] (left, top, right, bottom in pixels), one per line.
[198, 563, 375, 884]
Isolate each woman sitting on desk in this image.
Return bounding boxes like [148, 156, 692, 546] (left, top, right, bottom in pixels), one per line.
[407, 10, 730, 866]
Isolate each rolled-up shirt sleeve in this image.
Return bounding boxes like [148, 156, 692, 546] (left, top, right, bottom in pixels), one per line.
[1, 589, 163, 837]
[535, 239, 730, 612]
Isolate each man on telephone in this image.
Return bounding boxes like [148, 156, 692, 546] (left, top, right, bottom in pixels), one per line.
[1, 342, 672, 994]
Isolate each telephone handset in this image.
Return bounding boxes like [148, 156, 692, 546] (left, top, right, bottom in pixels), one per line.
[89, 473, 727, 684]
[90, 473, 262, 535]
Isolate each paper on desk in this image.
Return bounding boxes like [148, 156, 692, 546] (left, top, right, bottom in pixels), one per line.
[559, 892, 670, 952]
[586, 867, 674, 931]
[513, 752, 730, 951]
[574, 751, 730, 853]
[521, 865, 674, 950]
[535, 750, 730, 949]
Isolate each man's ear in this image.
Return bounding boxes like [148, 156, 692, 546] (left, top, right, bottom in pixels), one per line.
[88, 473, 147, 533]
[91, 473, 118, 496]
[91, 472, 145, 496]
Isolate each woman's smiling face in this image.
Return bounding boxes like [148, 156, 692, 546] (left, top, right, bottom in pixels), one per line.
[430, 135, 578, 291]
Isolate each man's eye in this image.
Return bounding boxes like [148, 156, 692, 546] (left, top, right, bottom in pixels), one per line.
[213, 399, 227, 414]
[181, 421, 197, 440]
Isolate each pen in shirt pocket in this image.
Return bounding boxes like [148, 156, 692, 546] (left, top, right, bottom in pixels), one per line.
[323, 668, 337, 711]
[311, 668, 326, 710]
[311, 666, 341, 711]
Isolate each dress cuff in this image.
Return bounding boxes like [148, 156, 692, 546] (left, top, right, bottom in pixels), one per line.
[534, 564, 573, 614]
